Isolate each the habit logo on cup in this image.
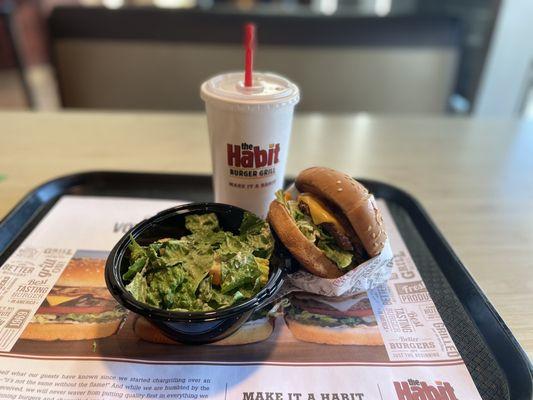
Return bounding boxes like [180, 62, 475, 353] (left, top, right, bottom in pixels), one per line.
[393, 379, 458, 400]
[227, 142, 280, 178]
[227, 143, 281, 167]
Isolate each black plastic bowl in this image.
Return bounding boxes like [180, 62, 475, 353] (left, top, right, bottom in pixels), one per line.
[105, 202, 289, 344]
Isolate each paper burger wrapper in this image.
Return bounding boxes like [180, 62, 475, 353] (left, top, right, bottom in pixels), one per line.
[285, 240, 393, 296]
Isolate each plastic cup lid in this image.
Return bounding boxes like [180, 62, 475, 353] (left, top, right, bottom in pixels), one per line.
[201, 72, 300, 106]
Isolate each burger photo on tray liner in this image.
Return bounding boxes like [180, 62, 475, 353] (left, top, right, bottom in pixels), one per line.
[268, 167, 390, 285]
[284, 292, 383, 346]
[21, 253, 127, 341]
[133, 305, 276, 346]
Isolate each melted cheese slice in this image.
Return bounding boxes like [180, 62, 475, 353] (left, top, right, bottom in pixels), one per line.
[298, 193, 346, 234]
[46, 295, 80, 306]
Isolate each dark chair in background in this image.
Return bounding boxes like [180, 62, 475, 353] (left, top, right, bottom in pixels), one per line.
[0, 0, 34, 108]
[1, 0, 56, 110]
[49, 7, 462, 113]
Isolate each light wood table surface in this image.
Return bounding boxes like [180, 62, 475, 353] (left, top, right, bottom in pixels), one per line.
[0, 111, 532, 359]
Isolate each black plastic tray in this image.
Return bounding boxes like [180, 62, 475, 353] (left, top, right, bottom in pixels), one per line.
[0, 171, 531, 399]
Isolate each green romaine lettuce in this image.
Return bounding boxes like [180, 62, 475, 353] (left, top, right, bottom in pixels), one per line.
[122, 256, 147, 281]
[239, 212, 275, 259]
[129, 236, 147, 261]
[126, 273, 148, 303]
[239, 211, 264, 235]
[181, 253, 213, 294]
[275, 189, 289, 207]
[276, 190, 320, 243]
[317, 240, 353, 270]
[158, 239, 189, 266]
[274, 190, 354, 271]
[185, 213, 220, 234]
[146, 266, 186, 308]
[221, 252, 262, 294]
[123, 213, 272, 312]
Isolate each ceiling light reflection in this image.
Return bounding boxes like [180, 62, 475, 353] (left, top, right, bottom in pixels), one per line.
[374, 0, 391, 17]
[153, 0, 196, 8]
[102, 0, 124, 8]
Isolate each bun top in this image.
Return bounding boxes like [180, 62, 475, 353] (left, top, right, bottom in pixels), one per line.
[55, 258, 106, 288]
[295, 167, 387, 257]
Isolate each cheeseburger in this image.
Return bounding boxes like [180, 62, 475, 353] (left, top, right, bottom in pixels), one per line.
[285, 292, 383, 346]
[268, 167, 387, 278]
[21, 257, 126, 341]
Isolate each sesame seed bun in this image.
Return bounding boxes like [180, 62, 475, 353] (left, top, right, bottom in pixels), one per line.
[55, 258, 107, 288]
[295, 167, 387, 257]
[285, 319, 383, 346]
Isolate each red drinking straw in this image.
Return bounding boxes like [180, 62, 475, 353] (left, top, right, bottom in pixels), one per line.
[244, 23, 256, 87]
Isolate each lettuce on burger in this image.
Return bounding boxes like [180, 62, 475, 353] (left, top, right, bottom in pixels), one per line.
[268, 167, 387, 278]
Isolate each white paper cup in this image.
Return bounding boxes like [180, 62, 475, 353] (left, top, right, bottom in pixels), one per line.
[201, 72, 300, 218]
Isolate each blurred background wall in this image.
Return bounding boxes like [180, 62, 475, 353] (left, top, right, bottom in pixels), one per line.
[473, 0, 533, 117]
[0, 0, 532, 117]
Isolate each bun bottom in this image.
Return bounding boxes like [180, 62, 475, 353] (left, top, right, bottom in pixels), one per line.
[20, 320, 122, 341]
[285, 318, 383, 346]
[134, 316, 274, 346]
